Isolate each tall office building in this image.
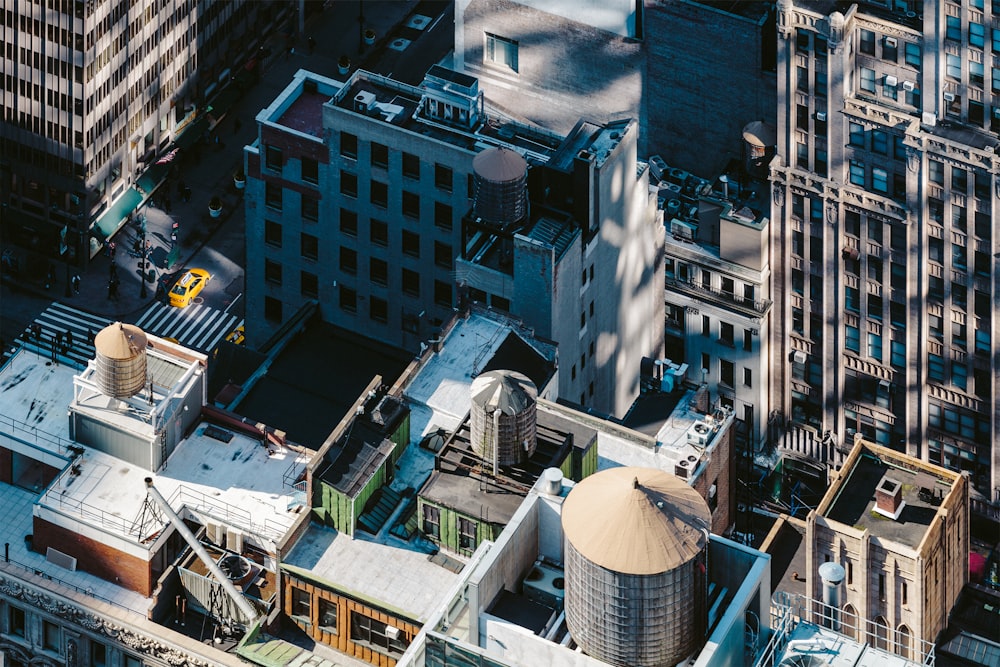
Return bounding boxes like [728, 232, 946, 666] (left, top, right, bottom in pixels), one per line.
[770, 0, 1000, 508]
[0, 0, 284, 266]
[244, 66, 664, 417]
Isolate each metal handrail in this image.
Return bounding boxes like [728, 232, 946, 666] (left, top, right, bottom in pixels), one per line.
[0, 557, 137, 614]
[666, 276, 773, 315]
[0, 413, 76, 458]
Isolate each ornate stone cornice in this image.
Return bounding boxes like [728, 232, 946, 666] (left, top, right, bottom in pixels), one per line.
[0, 575, 213, 667]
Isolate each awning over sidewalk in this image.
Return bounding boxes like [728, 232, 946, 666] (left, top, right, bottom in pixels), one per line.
[91, 187, 141, 240]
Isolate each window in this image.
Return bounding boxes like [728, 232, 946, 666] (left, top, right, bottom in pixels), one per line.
[946, 54, 961, 79]
[340, 208, 358, 236]
[744, 329, 753, 351]
[872, 167, 888, 193]
[485, 33, 518, 72]
[904, 42, 921, 67]
[301, 233, 318, 260]
[846, 286, 860, 312]
[291, 587, 311, 623]
[797, 66, 809, 92]
[952, 361, 968, 389]
[340, 171, 357, 197]
[970, 22, 985, 48]
[402, 152, 420, 179]
[434, 163, 452, 191]
[860, 29, 875, 55]
[928, 160, 943, 185]
[994, 26, 1000, 53]
[301, 195, 319, 222]
[265, 144, 282, 171]
[871, 130, 887, 154]
[860, 67, 876, 93]
[402, 230, 420, 257]
[890, 340, 905, 368]
[9, 606, 25, 637]
[901, 581, 908, 606]
[928, 353, 945, 382]
[402, 269, 420, 296]
[434, 241, 453, 269]
[720, 322, 734, 346]
[435, 201, 453, 231]
[302, 157, 318, 184]
[43, 621, 60, 652]
[878, 573, 886, 601]
[265, 220, 282, 247]
[370, 180, 388, 208]
[264, 296, 282, 322]
[264, 259, 283, 285]
[370, 296, 387, 322]
[849, 123, 865, 148]
[351, 612, 409, 657]
[744, 368, 752, 387]
[814, 69, 827, 97]
[945, 16, 961, 41]
[720, 360, 734, 387]
[868, 293, 883, 319]
[340, 285, 357, 313]
[969, 60, 984, 87]
[845, 211, 861, 237]
[301, 271, 318, 298]
[434, 280, 452, 307]
[370, 142, 388, 169]
[91, 643, 108, 667]
[952, 243, 966, 269]
[370, 258, 388, 286]
[370, 219, 388, 246]
[265, 182, 282, 210]
[846, 325, 860, 352]
[319, 599, 338, 633]
[702, 315, 711, 336]
[340, 132, 357, 159]
[882, 75, 897, 100]
[849, 161, 865, 186]
[340, 247, 357, 274]
[867, 333, 882, 361]
[882, 37, 897, 62]
[458, 517, 477, 551]
[402, 190, 419, 218]
[422, 504, 440, 538]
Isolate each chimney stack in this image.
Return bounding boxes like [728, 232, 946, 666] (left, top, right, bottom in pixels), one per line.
[874, 477, 904, 519]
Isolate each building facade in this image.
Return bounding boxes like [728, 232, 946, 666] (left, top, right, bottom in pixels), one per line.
[245, 66, 664, 417]
[770, 0, 1000, 507]
[807, 439, 969, 660]
[0, 0, 283, 265]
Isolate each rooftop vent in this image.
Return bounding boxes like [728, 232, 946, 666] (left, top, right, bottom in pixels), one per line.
[874, 477, 905, 519]
[354, 90, 377, 113]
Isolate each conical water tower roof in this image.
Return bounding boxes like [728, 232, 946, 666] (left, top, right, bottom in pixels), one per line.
[473, 147, 527, 182]
[562, 466, 711, 575]
[94, 323, 147, 359]
[470, 370, 536, 414]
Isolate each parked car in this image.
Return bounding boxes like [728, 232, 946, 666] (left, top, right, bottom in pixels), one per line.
[168, 268, 211, 308]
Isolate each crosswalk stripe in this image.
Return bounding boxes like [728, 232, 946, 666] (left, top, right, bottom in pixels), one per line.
[132, 302, 238, 353]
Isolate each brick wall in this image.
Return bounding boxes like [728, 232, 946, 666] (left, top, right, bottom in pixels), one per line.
[32, 517, 152, 596]
[692, 424, 733, 534]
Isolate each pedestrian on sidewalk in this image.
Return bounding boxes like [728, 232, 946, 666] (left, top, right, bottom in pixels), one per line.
[71, 274, 81, 294]
[307, 37, 316, 55]
[65, 329, 73, 347]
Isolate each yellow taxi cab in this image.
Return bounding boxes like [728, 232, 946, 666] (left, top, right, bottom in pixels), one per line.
[168, 268, 211, 308]
[225, 325, 245, 345]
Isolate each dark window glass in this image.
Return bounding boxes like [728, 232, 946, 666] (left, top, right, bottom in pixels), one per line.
[370, 142, 388, 169]
[301, 157, 318, 184]
[370, 219, 388, 246]
[340, 132, 357, 159]
[265, 259, 282, 285]
[370, 296, 387, 323]
[301, 271, 318, 298]
[402, 152, 420, 179]
[402, 230, 420, 257]
[301, 233, 318, 260]
[265, 220, 282, 247]
[370, 258, 388, 286]
[340, 209, 358, 236]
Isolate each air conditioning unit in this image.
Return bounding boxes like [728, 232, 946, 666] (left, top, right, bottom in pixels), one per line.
[385, 626, 401, 640]
[815, 111, 827, 121]
[943, 92, 956, 102]
[354, 90, 377, 112]
[921, 111, 937, 126]
[902, 81, 915, 92]
[671, 219, 697, 240]
[226, 527, 244, 553]
[884, 37, 897, 48]
[878, 379, 891, 391]
[792, 350, 808, 364]
[522, 561, 566, 609]
[674, 458, 693, 479]
[885, 75, 898, 88]
[687, 421, 713, 446]
[649, 155, 668, 182]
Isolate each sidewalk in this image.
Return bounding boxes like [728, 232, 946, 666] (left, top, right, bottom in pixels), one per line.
[2, 0, 424, 323]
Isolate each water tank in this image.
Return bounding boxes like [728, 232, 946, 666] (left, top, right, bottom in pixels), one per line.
[93, 323, 148, 399]
[562, 466, 711, 667]
[472, 147, 528, 229]
[469, 370, 537, 467]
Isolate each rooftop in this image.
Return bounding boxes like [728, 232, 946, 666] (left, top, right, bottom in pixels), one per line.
[772, 621, 919, 667]
[38, 420, 308, 553]
[824, 446, 957, 549]
[260, 70, 342, 140]
[419, 405, 596, 525]
[282, 524, 461, 623]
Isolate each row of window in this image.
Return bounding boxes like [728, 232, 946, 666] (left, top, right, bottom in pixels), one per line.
[289, 588, 410, 658]
[858, 29, 921, 68]
[5, 604, 141, 666]
[261, 280, 454, 324]
[700, 352, 753, 389]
